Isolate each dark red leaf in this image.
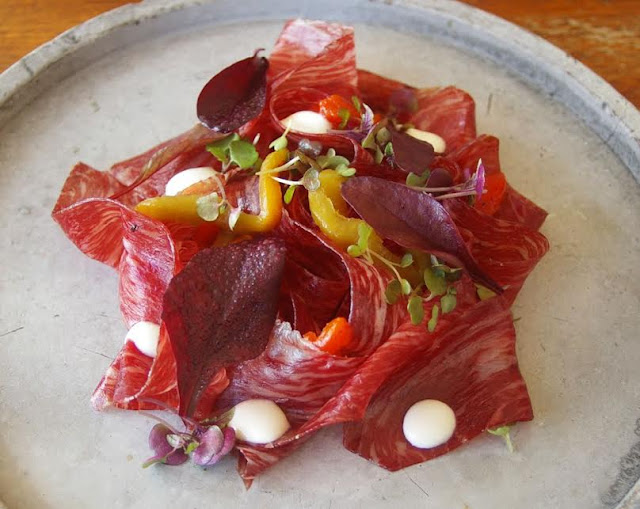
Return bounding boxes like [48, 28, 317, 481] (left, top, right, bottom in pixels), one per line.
[162, 238, 286, 416]
[197, 52, 269, 133]
[341, 177, 503, 294]
[426, 167, 453, 189]
[390, 129, 435, 174]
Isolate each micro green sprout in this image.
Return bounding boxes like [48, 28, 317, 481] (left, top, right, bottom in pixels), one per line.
[488, 425, 514, 453]
[195, 173, 243, 230]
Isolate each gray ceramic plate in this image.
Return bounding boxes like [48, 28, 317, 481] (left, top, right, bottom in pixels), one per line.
[1, 1, 639, 508]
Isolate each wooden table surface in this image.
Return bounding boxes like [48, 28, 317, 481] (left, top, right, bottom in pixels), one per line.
[1, 0, 639, 108]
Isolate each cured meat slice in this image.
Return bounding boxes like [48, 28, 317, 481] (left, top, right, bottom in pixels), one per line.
[496, 185, 548, 231]
[446, 199, 549, 305]
[451, 134, 501, 176]
[343, 298, 533, 470]
[217, 321, 363, 424]
[269, 20, 357, 98]
[276, 212, 406, 354]
[412, 87, 477, 153]
[357, 69, 410, 114]
[91, 325, 179, 411]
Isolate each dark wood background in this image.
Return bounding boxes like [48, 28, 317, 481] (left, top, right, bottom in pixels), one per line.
[1, 0, 638, 107]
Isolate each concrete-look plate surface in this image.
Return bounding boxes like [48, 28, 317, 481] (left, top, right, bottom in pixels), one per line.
[0, 1, 639, 508]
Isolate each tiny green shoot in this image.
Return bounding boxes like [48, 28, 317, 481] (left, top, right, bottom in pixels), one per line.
[488, 425, 514, 453]
[427, 304, 440, 332]
[407, 295, 424, 325]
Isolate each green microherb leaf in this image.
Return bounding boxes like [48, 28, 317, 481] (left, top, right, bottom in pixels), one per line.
[184, 440, 199, 455]
[347, 244, 363, 258]
[423, 267, 447, 296]
[476, 284, 497, 301]
[374, 145, 384, 164]
[362, 129, 378, 151]
[399, 252, 414, 268]
[228, 207, 242, 230]
[400, 278, 412, 296]
[302, 168, 320, 192]
[406, 170, 430, 187]
[441, 291, 457, 314]
[357, 222, 373, 252]
[317, 153, 351, 170]
[338, 108, 350, 129]
[407, 295, 424, 325]
[427, 304, 440, 332]
[335, 165, 357, 177]
[375, 127, 391, 146]
[488, 425, 514, 453]
[283, 185, 297, 204]
[384, 142, 394, 157]
[206, 133, 240, 163]
[196, 192, 222, 221]
[352, 95, 362, 113]
[270, 121, 292, 151]
[229, 139, 259, 169]
[385, 279, 402, 305]
[326, 148, 336, 157]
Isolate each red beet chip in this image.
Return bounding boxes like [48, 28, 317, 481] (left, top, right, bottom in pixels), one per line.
[196, 52, 269, 132]
[162, 237, 286, 416]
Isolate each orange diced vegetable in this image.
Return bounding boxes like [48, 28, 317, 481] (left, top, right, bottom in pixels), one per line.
[475, 172, 507, 215]
[318, 95, 360, 129]
[306, 317, 353, 355]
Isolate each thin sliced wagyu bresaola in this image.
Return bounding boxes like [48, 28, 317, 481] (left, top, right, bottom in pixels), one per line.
[162, 238, 286, 417]
[341, 177, 503, 294]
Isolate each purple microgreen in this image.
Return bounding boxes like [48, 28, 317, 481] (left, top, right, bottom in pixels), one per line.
[162, 238, 286, 416]
[384, 279, 402, 305]
[440, 287, 457, 314]
[488, 425, 514, 453]
[283, 185, 297, 204]
[390, 128, 435, 174]
[197, 51, 268, 132]
[192, 425, 236, 467]
[341, 177, 503, 294]
[338, 108, 350, 129]
[407, 295, 425, 325]
[298, 138, 323, 158]
[399, 252, 414, 268]
[360, 103, 375, 134]
[426, 168, 453, 189]
[406, 170, 430, 187]
[427, 304, 440, 333]
[389, 87, 418, 117]
[144, 423, 189, 468]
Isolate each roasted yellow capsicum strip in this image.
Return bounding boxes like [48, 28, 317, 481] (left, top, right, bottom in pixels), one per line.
[134, 149, 285, 233]
[309, 170, 392, 257]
